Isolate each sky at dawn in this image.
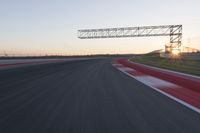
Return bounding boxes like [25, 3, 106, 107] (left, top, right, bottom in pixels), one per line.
[0, 0, 200, 55]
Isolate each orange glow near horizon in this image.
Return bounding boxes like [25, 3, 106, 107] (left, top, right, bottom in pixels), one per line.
[1, 0, 200, 56]
[171, 49, 180, 56]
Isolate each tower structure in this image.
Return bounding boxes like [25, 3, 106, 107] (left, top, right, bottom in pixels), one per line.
[78, 25, 182, 53]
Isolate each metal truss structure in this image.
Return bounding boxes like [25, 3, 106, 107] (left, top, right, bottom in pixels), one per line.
[78, 25, 182, 52]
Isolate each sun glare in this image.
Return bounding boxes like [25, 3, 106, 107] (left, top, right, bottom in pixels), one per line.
[172, 49, 180, 55]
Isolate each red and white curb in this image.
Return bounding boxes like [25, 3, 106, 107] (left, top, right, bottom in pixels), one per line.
[112, 63, 200, 114]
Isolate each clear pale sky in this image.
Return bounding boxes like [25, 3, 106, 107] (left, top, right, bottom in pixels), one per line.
[0, 0, 200, 55]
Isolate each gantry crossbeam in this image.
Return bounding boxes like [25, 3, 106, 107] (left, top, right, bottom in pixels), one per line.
[78, 25, 182, 51]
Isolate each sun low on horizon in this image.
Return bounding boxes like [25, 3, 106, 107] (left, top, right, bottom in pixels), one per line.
[0, 0, 200, 56]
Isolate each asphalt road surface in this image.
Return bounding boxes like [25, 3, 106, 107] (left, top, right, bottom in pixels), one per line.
[0, 58, 200, 133]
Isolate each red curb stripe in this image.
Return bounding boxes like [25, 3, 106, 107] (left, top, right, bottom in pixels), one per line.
[162, 88, 200, 108]
[116, 59, 200, 93]
[128, 70, 145, 76]
[112, 58, 200, 112]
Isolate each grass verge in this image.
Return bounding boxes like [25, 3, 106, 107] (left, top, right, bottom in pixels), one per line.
[130, 53, 200, 76]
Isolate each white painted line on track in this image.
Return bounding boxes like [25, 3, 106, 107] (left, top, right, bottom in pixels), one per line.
[114, 66, 200, 114]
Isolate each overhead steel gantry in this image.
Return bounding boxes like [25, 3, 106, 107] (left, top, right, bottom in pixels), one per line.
[78, 25, 182, 53]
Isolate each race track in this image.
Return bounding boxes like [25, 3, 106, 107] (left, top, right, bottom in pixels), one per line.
[0, 58, 200, 133]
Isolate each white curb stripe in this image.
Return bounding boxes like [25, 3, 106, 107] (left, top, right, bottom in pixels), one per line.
[117, 67, 135, 72]
[114, 65, 200, 114]
[135, 76, 178, 88]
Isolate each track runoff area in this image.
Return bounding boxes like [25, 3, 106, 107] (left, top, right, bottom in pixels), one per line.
[113, 58, 200, 114]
